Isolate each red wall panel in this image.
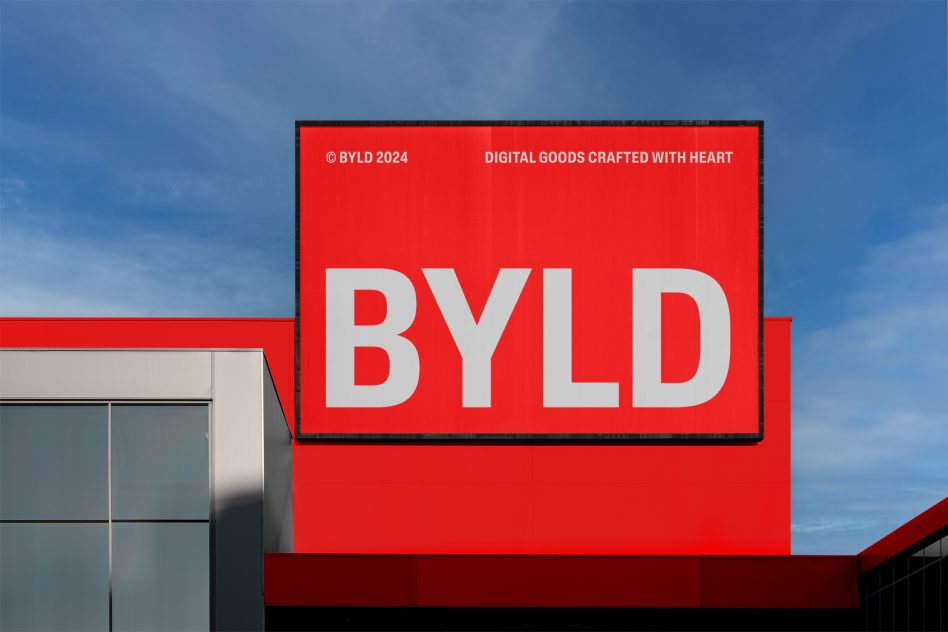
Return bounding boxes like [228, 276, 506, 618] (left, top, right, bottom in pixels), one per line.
[292, 317, 791, 554]
[264, 553, 856, 608]
[414, 556, 703, 607]
[265, 554, 413, 607]
[700, 556, 858, 608]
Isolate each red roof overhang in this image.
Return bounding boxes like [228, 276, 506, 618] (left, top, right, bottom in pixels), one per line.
[858, 497, 948, 573]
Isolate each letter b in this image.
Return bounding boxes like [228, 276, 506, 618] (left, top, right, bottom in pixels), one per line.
[325, 269, 419, 407]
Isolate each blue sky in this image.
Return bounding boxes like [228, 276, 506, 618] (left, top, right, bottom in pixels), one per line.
[1, 1, 945, 553]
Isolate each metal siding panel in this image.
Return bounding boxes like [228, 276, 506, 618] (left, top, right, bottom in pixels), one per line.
[0, 350, 212, 399]
[264, 364, 293, 553]
[211, 351, 265, 630]
[0, 318, 296, 434]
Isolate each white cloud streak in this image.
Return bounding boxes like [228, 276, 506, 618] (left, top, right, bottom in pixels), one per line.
[792, 204, 948, 553]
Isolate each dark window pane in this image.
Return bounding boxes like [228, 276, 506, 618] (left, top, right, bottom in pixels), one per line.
[894, 578, 908, 632]
[910, 550, 926, 574]
[0, 523, 109, 631]
[879, 562, 893, 591]
[940, 559, 947, 630]
[112, 522, 209, 631]
[881, 585, 893, 631]
[894, 555, 909, 583]
[0, 404, 108, 520]
[923, 561, 940, 632]
[865, 593, 879, 632]
[908, 567, 922, 631]
[112, 405, 208, 520]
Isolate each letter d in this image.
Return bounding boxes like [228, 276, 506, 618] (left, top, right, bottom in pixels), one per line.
[632, 268, 730, 408]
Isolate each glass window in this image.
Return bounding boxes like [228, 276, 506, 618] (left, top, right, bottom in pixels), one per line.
[893, 578, 908, 632]
[0, 523, 109, 631]
[111, 405, 208, 520]
[926, 560, 943, 631]
[2, 401, 211, 631]
[893, 555, 908, 582]
[941, 559, 947, 625]
[923, 537, 940, 560]
[871, 591, 883, 632]
[908, 568, 923, 631]
[880, 585, 893, 631]
[909, 549, 925, 574]
[0, 405, 108, 520]
[880, 561, 894, 591]
[112, 522, 209, 632]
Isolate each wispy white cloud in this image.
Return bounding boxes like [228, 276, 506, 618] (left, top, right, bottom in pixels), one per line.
[792, 516, 881, 536]
[792, 204, 948, 552]
[0, 2, 569, 319]
[0, 177, 289, 316]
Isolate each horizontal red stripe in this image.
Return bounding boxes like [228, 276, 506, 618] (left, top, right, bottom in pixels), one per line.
[264, 554, 857, 609]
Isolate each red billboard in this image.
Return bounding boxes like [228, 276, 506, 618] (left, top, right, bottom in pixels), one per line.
[297, 122, 762, 440]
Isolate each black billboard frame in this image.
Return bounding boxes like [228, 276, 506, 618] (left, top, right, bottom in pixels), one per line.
[294, 120, 764, 444]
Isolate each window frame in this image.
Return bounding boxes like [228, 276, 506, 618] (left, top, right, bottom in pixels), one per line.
[0, 400, 213, 632]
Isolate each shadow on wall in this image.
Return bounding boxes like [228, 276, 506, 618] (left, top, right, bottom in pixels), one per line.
[215, 492, 265, 632]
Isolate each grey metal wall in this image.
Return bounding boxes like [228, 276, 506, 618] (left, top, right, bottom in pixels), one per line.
[0, 349, 291, 632]
[263, 364, 293, 554]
